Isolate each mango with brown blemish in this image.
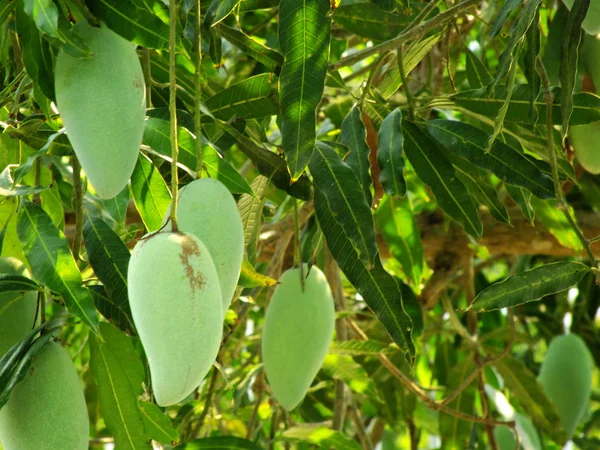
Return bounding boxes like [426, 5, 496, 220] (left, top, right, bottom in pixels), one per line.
[0, 257, 38, 358]
[127, 232, 223, 406]
[165, 178, 244, 314]
[262, 265, 335, 410]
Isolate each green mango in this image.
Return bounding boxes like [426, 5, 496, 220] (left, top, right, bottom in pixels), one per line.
[166, 178, 244, 313]
[127, 232, 223, 406]
[55, 22, 146, 199]
[262, 265, 335, 410]
[538, 333, 593, 437]
[563, 0, 600, 35]
[0, 257, 38, 358]
[0, 342, 89, 450]
[569, 123, 600, 174]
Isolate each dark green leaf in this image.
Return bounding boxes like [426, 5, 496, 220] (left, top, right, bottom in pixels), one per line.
[238, 175, 268, 265]
[130, 153, 172, 232]
[205, 74, 277, 121]
[493, 355, 569, 445]
[203, 145, 254, 195]
[89, 285, 135, 334]
[0, 275, 43, 297]
[279, 0, 331, 179]
[204, 0, 241, 26]
[377, 108, 405, 196]
[100, 187, 130, 226]
[310, 142, 378, 264]
[524, 9, 541, 123]
[452, 85, 600, 125]
[560, 0, 589, 137]
[175, 436, 262, 449]
[138, 400, 179, 443]
[469, 261, 590, 312]
[0, 0, 16, 26]
[375, 196, 423, 290]
[83, 217, 131, 319]
[333, 3, 412, 40]
[6, 122, 71, 156]
[506, 185, 535, 224]
[340, 107, 372, 204]
[489, 0, 521, 38]
[426, 120, 555, 199]
[17, 200, 98, 331]
[314, 188, 415, 362]
[215, 24, 283, 71]
[402, 121, 482, 238]
[465, 48, 492, 90]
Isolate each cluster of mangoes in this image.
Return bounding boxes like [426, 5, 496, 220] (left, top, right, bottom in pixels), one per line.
[0, 258, 89, 449]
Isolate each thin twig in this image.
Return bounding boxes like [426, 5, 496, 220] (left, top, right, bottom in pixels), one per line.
[71, 156, 83, 263]
[192, 365, 219, 438]
[169, 0, 180, 231]
[397, 46, 416, 120]
[69, 0, 100, 26]
[349, 396, 374, 450]
[195, 0, 203, 177]
[358, 52, 389, 105]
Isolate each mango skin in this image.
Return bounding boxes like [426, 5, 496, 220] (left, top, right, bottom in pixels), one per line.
[538, 333, 593, 437]
[569, 122, 600, 174]
[262, 265, 335, 410]
[55, 22, 146, 199]
[165, 178, 244, 314]
[127, 232, 223, 406]
[0, 257, 38, 358]
[0, 341, 89, 450]
[563, 0, 600, 35]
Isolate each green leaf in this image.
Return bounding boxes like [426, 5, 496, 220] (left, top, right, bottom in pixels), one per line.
[238, 259, 277, 287]
[439, 359, 477, 449]
[282, 425, 361, 450]
[204, 0, 241, 26]
[329, 339, 391, 356]
[15, 2, 55, 101]
[310, 142, 378, 265]
[0, 0, 16, 26]
[83, 217, 131, 321]
[375, 196, 423, 290]
[377, 108, 406, 197]
[279, 0, 331, 179]
[174, 436, 262, 449]
[402, 121, 482, 238]
[138, 399, 179, 443]
[215, 24, 283, 71]
[333, 3, 412, 40]
[314, 187, 415, 362]
[6, 122, 71, 156]
[227, 126, 312, 200]
[238, 0, 278, 11]
[23, 0, 59, 38]
[86, 0, 170, 49]
[130, 153, 172, 232]
[523, 10, 541, 124]
[449, 155, 510, 225]
[238, 175, 268, 265]
[100, 187, 130, 227]
[426, 120, 555, 199]
[493, 355, 569, 445]
[468, 261, 590, 312]
[0, 275, 43, 297]
[530, 197, 583, 251]
[89, 285, 135, 334]
[559, 0, 589, 137]
[17, 200, 98, 331]
[490, 0, 521, 38]
[322, 354, 381, 401]
[203, 145, 254, 195]
[205, 74, 277, 120]
[340, 107, 372, 204]
[451, 85, 600, 125]
[506, 185, 535, 224]
[90, 324, 147, 449]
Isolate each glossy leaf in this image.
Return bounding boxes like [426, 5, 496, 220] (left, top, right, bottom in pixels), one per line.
[402, 121, 482, 238]
[205, 74, 277, 120]
[204, 0, 241, 26]
[322, 354, 381, 401]
[451, 85, 600, 125]
[23, 0, 59, 38]
[138, 400, 179, 443]
[83, 217, 131, 320]
[310, 141, 378, 264]
[506, 185, 535, 224]
[238, 175, 268, 265]
[0, 275, 43, 297]
[426, 120, 554, 199]
[377, 108, 405, 196]
[530, 197, 583, 251]
[493, 355, 569, 445]
[216, 24, 283, 70]
[313, 187, 415, 362]
[340, 107, 372, 204]
[89, 285, 135, 334]
[17, 200, 98, 331]
[375, 196, 423, 290]
[468, 262, 590, 312]
[130, 153, 172, 232]
[279, 0, 331, 179]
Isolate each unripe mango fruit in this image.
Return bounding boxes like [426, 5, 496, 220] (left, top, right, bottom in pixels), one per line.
[569, 123, 600, 174]
[55, 22, 146, 199]
[262, 265, 335, 410]
[538, 333, 593, 437]
[563, 0, 600, 35]
[127, 232, 223, 406]
[165, 178, 244, 313]
[0, 341, 89, 450]
[0, 257, 38, 358]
